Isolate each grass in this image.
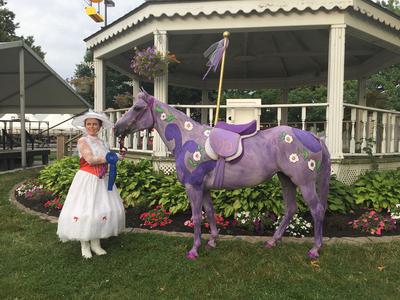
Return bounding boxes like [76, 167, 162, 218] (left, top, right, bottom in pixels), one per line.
[1, 169, 400, 299]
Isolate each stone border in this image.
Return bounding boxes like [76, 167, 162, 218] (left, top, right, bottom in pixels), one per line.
[9, 181, 400, 245]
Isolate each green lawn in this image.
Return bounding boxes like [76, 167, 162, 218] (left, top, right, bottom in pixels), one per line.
[1, 169, 400, 299]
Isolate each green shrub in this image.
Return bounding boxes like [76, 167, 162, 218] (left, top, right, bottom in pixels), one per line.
[353, 170, 400, 210]
[38, 156, 79, 200]
[36, 157, 384, 217]
[150, 175, 188, 214]
[116, 159, 163, 208]
[327, 177, 356, 214]
[211, 177, 285, 217]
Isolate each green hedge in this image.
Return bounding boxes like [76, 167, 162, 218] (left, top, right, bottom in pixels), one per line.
[352, 170, 400, 209]
[37, 157, 399, 217]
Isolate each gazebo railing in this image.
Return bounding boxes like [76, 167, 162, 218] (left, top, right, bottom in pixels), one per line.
[104, 103, 400, 156]
[343, 104, 400, 156]
[104, 103, 328, 153]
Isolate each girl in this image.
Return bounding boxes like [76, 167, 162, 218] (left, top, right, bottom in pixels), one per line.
[57, 110, 126, 258]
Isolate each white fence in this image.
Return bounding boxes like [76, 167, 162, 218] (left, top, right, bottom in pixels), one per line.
[343, 104, 400, 156]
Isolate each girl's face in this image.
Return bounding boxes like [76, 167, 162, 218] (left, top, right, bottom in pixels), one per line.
[85, 118, 101, 136]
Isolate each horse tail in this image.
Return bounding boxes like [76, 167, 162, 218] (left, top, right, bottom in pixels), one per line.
[318, 139, 331, 204]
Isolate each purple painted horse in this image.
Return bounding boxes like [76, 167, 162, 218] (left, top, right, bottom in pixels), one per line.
[115, 92, 331, 259]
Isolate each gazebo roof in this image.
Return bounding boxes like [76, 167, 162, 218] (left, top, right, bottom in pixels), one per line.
[85, 0, 400, 89]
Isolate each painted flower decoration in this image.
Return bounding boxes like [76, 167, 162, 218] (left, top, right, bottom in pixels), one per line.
[193, 151, 202, 161]
[204, 129, 210, 137]
[160, 112, 167, 121]
[73, 216, 79, 222]
[284, 134, 293, 144]
[102, 216, 107, 221]
[289, 153, 299, 163]
[308, 159, 316, 171]
[184, 121, 193, 131]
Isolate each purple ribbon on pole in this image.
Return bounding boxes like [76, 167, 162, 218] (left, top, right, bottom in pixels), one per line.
[202, 38, 229, 80]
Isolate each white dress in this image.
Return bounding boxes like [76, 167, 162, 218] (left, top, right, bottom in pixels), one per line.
[57, 135, 125, 242]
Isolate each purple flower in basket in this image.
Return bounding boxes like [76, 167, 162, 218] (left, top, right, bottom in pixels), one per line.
[130, 46, 180, 79]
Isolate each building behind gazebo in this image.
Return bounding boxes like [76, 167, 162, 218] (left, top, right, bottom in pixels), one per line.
[85, 0, 400, 184]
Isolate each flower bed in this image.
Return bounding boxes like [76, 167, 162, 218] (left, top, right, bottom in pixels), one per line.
[14, 181, 400, 238]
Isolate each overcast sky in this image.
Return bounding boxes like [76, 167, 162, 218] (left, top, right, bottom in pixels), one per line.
[7, 0, 145, 80]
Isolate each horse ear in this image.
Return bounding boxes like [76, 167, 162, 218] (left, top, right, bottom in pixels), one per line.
[137, 88, 151, 104]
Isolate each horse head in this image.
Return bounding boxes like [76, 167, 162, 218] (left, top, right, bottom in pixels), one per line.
[114, 91, 155, 138]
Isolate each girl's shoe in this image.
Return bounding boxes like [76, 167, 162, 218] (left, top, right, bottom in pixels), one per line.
[90, 239, 107, 255]
[81, 241, 92, 259]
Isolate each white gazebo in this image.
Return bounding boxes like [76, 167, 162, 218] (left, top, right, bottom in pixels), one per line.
[85, 0, 400, 183]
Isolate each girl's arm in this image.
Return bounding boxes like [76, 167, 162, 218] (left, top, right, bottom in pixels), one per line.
[78, 138, 106, 165]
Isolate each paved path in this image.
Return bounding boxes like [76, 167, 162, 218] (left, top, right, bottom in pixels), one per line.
[9, 182, 400, 246]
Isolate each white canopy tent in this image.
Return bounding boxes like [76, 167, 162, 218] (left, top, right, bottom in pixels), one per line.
[0, 113, 76, 131]
[0, 40, 91, 167]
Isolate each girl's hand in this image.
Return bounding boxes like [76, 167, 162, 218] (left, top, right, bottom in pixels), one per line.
[118, 149, 127, 160]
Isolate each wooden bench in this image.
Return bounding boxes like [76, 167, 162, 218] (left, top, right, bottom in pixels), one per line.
[0, 150, 50, 171]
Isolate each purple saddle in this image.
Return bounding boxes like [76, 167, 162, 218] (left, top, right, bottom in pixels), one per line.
[215, 120, 257, 136]
[209, 128, 240, 158]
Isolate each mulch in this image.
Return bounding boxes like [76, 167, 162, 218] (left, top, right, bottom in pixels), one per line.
[15, 192, 400, 238]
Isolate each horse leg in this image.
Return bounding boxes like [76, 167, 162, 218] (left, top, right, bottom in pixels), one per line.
[202, 190, 218, 248]
[265, 173, 297, 248]
[185, 185, 204, 260]
[299, 183, 326, 259]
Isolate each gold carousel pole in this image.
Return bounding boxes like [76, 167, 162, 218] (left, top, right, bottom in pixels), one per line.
[214, 31, 230, 126]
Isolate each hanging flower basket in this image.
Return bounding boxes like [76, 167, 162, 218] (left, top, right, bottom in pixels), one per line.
[69, 76, 94, 94]
[130, 46, 180, 80]
[113, 93, 133, 108]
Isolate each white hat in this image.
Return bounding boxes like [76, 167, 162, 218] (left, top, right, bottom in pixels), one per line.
[72, 109, 113, 129]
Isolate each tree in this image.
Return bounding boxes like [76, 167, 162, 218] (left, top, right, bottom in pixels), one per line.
[0, 0, 17, 41]
[0, 0, 45, 59]
[376, 0, 400, 14]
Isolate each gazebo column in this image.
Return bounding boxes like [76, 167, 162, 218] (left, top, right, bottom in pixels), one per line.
[356, 78, 367, 150]
[94, 58, 106, 112]
[132, 76, 140, 102]
[326, 24, 346, 160]
[153, 30, 168, 157]
[279, 88, 289, 125]
[201, 90, 210, 125]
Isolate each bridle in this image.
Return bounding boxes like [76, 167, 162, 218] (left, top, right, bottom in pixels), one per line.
[118, 97, 155, 154]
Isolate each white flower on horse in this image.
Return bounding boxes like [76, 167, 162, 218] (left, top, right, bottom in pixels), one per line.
[184, 121, 193, 131]
[289, 153, 299, 163]
[160, 113, 167, 121]
[204, 129, 210, 137]
[193, 151, 202, 161]
[308, 159, 316, 171]
[284, 134, 293, 144]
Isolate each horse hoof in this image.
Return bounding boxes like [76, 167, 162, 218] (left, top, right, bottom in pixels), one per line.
[186, 252, 198, 260]
[206, 240, 216, 249]
[264, 240, 275, 248]
[308, 250, 319, 259]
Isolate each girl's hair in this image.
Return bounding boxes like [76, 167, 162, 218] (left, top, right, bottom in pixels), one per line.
[84, 118, 102, 127]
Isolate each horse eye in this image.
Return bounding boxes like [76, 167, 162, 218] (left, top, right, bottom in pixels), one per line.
[133, 106, 141, 111]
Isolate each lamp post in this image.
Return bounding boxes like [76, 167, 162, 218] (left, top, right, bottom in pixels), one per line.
[104, 0, 115, 26]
